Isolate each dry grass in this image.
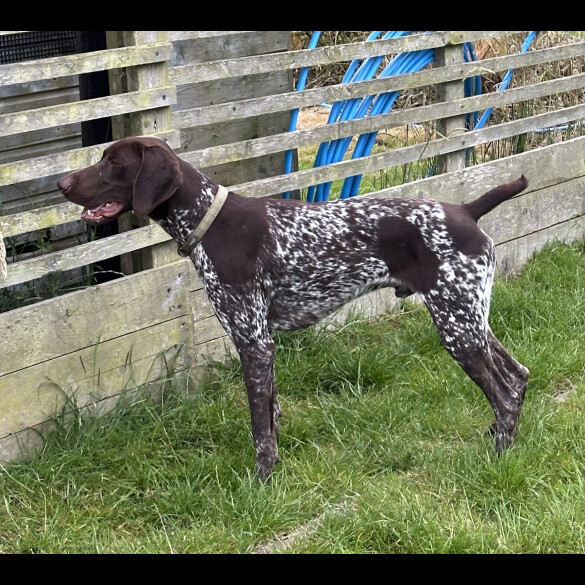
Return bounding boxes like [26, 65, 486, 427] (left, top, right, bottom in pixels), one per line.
[292, 31, 585, 184]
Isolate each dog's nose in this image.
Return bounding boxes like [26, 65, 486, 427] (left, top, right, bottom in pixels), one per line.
[57, 176, 72, 195]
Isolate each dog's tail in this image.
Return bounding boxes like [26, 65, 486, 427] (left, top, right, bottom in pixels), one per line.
[463, 175, 528, 221]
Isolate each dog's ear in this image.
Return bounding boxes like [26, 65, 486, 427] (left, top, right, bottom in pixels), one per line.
[132, 142, 184, 217]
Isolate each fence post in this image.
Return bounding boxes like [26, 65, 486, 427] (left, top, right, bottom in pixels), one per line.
[435, 43, 467, 174]
[105, 31, 178, 272]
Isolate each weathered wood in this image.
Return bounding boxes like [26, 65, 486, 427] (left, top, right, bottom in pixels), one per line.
[0, 42, 173, 86]
[0, 85, 79, 117]
[0, 117, 585, 242]
[0, 75, 78, 99]
[182, 78, 585, 170]
[0, 130, 180, 187]
[481, 176, 585, 245]
[0, 200, 81, 237]
[121, 32, 173, 137]
[228, 110, 585, 198]
[171, 31, 292, 192]
[166, 31, 256, 41]
[170, 31, 525, 85]
[0, 126, 81, 161]
[168, 31, 289, 65]
[496, 216, 585, 274]
[435, 43, 467, 173]
[2, 69, 582, 188]
[0, 333, 232, 464]
[1, 258, 192, 375]
[365, 135, 585, 204]
[115, 32, 178, 271]
[0, 87, 176, 138]
[173, 59, 585, 132]
[0, 318, 191, 439]
[1, 222, 172, 289]
[0, 259, 198, 457]
[3, 48, 582, 186]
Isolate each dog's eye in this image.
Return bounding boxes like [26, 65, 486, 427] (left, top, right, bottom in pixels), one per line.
[108, 159, 121, 167]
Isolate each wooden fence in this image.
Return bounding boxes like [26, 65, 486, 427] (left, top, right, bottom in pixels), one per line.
[1, 31, 584, 462]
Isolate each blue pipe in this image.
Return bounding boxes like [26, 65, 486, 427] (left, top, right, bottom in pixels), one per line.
[286, 31, 537, 201]
[283, 31, 322, 198]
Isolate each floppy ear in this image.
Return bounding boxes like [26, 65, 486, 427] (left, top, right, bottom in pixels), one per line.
[132, 142, 184, 217]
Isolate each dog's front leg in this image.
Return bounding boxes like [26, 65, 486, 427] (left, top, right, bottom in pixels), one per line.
[238, 337, 280, 479]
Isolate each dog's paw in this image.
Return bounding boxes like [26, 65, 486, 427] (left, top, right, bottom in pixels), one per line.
[255, 452, 280, 481]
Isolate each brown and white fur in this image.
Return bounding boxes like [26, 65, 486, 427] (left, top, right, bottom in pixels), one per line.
[58, 136, 530, 479]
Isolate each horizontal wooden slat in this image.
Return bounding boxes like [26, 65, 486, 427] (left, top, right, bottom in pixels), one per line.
[172, 42, 585, 130]
[0, 86, 176, 138]
[363, 134, 585, 205]
[2, 223, 173, 289]
[0, 317, 191, 440]
[1, 258, 192, 375]
[3, 133, 583, 293]
[2, 43, 582, 187]
[170, 31, 525, 85]
[2, 69, 583, 188]
[495, 216, 585, 274]
[166, 31, 256, 41]
[229, 109, 585, 198]
[0, 200, 81, 236]
[0, 332, 234, 463]
[483, 175, 585, 245]
[0, 41, 174, 85]
[183, 75, 585, 170]
[0, 130, 181, 188]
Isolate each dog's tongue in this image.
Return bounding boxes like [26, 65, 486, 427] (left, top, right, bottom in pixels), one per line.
[81, 201, 124, 223]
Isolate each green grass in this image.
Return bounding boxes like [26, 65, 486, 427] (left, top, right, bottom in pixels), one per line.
[0, 240, 583, 554]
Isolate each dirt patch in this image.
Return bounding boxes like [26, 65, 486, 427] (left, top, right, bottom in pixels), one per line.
[296, 105, 425, 147]
[296, 105, 332, 129]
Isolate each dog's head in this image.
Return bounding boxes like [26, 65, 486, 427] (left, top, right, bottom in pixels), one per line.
[57, 136, 184, 224]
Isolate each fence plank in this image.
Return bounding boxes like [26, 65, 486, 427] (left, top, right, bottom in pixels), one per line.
[0, 87, 176, 138]
[0, 259, 191, 376]
[1, 71, 583, 187]
[172, 47, 585, 128]
[183, 82, 585, 170]
[482, 175, 585, 244]
[167, 31, 255, 41]
[0, 42, 174, 86]
[228, 110, 585, 198]
[496, 216, 585, 273]
[170, 31, 525, 84]
[435, 43, 467, 172]
[0, 318, 190, 441]
[0, 130, 180, 188]
[2, 224, 172, 289]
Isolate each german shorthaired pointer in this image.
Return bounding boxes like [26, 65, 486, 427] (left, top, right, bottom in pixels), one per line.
[58, 136, 529, 479]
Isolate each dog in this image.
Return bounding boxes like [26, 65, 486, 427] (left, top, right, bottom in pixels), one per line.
[58, 136, 529, 479]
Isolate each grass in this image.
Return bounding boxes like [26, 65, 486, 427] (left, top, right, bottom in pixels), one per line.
[0, 240, 583, 553]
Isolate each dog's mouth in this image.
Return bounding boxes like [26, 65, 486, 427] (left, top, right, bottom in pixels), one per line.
[81, 201, 125, 224]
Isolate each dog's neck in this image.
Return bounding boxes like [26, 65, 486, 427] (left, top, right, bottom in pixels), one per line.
[153, 162, 219, 246]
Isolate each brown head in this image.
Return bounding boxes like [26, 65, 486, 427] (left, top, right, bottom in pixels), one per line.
[57, 136, 184, 224]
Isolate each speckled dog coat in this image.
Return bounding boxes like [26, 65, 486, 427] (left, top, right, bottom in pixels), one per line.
[58, 136, 530, 479]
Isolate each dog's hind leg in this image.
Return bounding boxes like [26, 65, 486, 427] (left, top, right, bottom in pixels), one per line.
[423, 288, 527, 453]
[487, 327, 529, 404]
[452, 343, 525, 452]
[238, 336, 281, 479]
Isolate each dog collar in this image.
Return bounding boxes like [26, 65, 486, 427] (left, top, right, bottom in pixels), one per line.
[177, 184, 229, 257]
